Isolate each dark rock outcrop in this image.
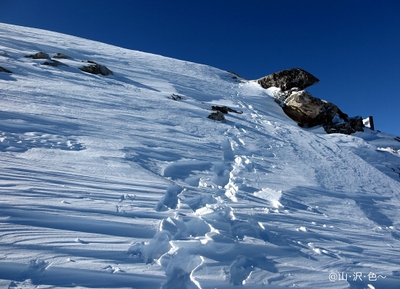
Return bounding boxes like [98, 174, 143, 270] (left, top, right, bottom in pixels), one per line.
[211, 106, 243, 114]
[257, 68, 319, 91]
[25, 52, 50, 59]
[53, 53, 70, 59]
[277, 89, 363, 134]
[281, 90, 345, 124]
[207, 111, 226, 122]
[323, 117, 364, 134]
[258, 68, 364, 135]
[281, 90, 328, 124]
[79, 60, 113, 76]
[0, 66, 12, 73]
[170, 94, 183, 101]
[42, 59, 68, 67]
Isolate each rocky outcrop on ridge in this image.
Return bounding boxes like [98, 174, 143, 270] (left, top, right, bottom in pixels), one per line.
[280, 89, 339, 124]
[259, 68, 364, 135]
[323, 116, 364, 134]
[281, 89, 364, 134]
[258, 68, 319, 91]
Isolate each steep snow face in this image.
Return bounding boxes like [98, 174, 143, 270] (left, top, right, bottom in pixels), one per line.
[1, 23, 400, 289]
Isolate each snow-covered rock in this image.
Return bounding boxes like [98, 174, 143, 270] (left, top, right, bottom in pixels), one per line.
[53, 52, 71, 59]
[24, 51, 50, 59]
[79, 60, 113, 75]
[207, 110, 226, 122]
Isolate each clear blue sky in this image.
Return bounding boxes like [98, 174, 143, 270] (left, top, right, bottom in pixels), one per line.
[1, 0, 399, 136]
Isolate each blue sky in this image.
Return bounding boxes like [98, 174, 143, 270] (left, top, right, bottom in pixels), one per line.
[1, 0, 399, 135]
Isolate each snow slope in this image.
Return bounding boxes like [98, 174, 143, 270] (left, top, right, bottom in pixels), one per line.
[1, 23, 400, 289]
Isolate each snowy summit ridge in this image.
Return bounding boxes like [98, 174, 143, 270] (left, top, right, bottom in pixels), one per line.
[1, 23, 400, 289]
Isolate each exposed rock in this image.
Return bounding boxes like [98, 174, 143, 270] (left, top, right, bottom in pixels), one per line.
[42, 59, 68, 67]
[258, 68, 319, 91]
[227, 71, 242, 78]
[281, 89, 363, 134]
[0, 66, 12, 73]
[207, 111, 226, 122]
[323, 116, 364, 135]
[79, 60, 113, 76]
[211, 106, 243, 114]
[53, 53, 70, 59]
[282, 90, 346, 125]
[227, 71, 246, 82]
[257, 68, 364, 135]
[25, 52, 50, 59]
[308, 104, 348, 128]
[170, 94, 183, 101]
[282, 90, 328, 124]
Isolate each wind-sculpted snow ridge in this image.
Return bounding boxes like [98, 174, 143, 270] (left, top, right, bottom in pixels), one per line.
[1, 23, 400, 289]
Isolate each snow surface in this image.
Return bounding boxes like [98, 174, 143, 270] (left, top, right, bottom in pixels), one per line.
[1, 23, 400, 289]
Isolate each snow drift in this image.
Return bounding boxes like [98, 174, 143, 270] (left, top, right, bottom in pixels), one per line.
[1, 23, 400, 289]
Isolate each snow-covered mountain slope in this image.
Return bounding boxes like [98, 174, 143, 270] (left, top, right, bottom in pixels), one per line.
[1, 23, 400, 289]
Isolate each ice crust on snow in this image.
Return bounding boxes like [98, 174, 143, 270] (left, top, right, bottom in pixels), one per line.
[1, 23, 400, 288]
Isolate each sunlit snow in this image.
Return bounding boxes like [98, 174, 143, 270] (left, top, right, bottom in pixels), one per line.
[1, 23, 400, 288]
